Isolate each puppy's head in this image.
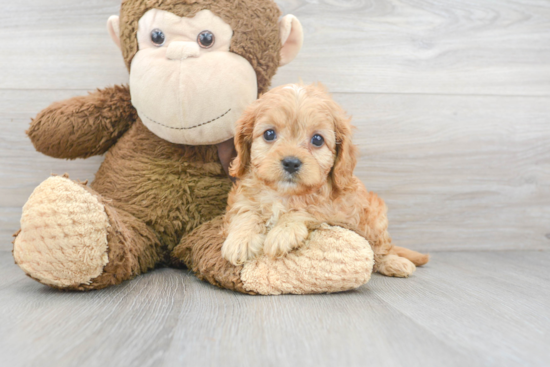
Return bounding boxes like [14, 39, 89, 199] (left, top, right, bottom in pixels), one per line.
[230, 83, 357, 196]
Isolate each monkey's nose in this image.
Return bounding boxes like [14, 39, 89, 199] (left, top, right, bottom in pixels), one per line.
[166, 41, 200, 60]
[282, 157, 302, 174]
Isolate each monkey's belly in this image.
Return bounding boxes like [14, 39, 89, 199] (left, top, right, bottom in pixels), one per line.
[91, 120, 232, 250]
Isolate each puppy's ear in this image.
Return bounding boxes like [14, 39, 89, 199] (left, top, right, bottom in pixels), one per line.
[229, 105, 257, 178]
[330, 105, 358, 194]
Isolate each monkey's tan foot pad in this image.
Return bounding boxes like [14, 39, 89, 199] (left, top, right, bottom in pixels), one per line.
[13, 176, 110, 288]
[240, 224, 374, 295]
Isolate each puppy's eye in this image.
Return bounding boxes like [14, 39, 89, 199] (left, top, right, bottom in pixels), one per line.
[151, 29, 166, 46]
[198, 30, 215, 48]
[311, 134, 324, 147]
[264, 129, 277, 142]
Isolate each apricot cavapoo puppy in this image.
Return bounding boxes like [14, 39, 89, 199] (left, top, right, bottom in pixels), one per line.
[222, 83, 429, 277]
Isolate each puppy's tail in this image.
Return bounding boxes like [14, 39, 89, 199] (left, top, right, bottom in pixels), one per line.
[391, 246, 430, 266]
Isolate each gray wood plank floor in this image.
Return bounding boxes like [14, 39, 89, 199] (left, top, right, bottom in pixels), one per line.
[1, 250, 549, 367]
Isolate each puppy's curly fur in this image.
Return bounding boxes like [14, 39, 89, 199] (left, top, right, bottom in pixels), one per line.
[222, 83, 429, 277]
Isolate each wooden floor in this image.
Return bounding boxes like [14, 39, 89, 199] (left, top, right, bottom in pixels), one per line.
[1, 250, 549, 367]
[1, 0, 549, 366]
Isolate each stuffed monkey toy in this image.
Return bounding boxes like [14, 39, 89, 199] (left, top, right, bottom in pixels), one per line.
[12, 0, 375, 295]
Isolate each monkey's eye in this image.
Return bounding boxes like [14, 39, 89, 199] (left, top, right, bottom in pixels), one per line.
[311, 134, 325, 147]
[197, 31, 215, 48]
[151, 29, 166, 46]
[264, 129, 277, 142]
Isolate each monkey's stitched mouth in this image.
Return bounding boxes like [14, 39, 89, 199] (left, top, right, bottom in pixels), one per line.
[140, 108, 232, 130]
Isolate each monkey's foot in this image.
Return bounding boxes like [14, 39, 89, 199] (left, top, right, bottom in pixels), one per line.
[13, 176, 110, 288]
[241, 224, 374, 294]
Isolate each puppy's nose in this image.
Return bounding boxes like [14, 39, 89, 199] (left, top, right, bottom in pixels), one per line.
[282, 157, 302, 174]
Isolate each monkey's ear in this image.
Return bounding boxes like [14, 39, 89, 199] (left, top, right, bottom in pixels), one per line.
[107, 15, 121, 50]
[279, 15, 303, 66]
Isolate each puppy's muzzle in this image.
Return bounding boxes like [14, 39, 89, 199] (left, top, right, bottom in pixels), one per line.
[282, 156, 302, 174]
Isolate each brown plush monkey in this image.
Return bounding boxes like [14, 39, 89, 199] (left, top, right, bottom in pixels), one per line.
[13, 0, 375, 295]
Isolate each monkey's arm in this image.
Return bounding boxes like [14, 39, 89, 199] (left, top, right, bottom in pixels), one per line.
[27, 85, 136, 159]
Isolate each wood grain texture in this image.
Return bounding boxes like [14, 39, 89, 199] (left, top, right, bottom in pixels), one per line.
[1, 0, 549, 95]
[341, 93, 550, 251]
[0, 0, 128, 90]
[1, 251, 549, 367]
[275, 0, 550, 95]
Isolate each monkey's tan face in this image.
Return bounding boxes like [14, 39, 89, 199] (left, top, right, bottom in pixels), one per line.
[130, 9, 257, 145]
[249, 86, 337, 196]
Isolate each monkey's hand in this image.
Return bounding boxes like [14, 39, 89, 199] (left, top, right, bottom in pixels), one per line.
[27, 85, 136, 159]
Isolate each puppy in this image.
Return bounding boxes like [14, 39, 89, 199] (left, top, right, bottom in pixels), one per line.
[221, 83, 429, 277]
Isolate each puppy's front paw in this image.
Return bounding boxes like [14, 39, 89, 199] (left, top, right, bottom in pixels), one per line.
[264, 222, 309, 258]
[377, 254, 416, 278]
[222, 231, 266, 265]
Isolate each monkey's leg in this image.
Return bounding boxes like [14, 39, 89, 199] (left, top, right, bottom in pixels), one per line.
[171, 219, 374, 295]
[13, 176, 161, 291]
[170, 216, 250, 293]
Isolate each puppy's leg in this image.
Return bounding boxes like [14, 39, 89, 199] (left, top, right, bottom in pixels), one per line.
[360, 192, 417, 277]
[376, 255, 416, 278]
[373, 237, 417, 278]
[391, 246, 430, 266]
[222, 212, 266, 265]
[264, 213, 311, 258]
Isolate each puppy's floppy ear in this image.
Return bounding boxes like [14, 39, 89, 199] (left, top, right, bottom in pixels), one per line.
[229, 104, 258, 178]
[330, 103, 358, 194]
